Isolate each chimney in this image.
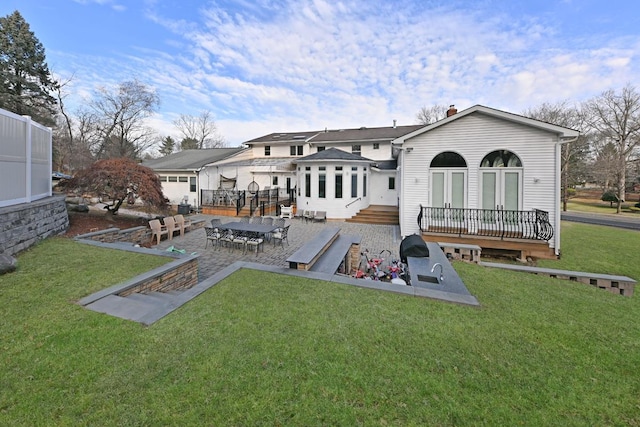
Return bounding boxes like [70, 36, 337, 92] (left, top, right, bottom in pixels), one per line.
[393, 119, 397, 128]
[447, 105, 457, 117]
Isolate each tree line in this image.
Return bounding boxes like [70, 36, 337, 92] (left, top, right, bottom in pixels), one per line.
[0, 10, 225, 173]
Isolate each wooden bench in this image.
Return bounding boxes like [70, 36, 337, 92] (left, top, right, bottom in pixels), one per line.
[286, 227, 340, 271]
[438, 242, 482, 263]
[482, 262, 636, 297]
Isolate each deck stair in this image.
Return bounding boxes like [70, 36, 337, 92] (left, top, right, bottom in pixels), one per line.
[346, 205, 399, 225]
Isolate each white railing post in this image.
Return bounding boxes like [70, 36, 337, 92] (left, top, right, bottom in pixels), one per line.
[23, 115, 32, 203]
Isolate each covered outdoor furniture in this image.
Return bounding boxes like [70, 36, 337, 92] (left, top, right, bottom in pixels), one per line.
[162, 216, 180, 240]
[399, 234, 430, 263]
[303, 210, 314, 222]
[174, 214, 192, 237]
[149, 219, 168, 245]
[313, 211, 327, 222]
[280, 204, 293, 219]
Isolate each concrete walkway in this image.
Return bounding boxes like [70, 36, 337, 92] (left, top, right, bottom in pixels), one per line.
[154, 215, 402, 279]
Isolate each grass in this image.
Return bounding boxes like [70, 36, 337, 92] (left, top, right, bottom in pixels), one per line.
[1, 231, 640, 425]
[567, 199, 639, 216]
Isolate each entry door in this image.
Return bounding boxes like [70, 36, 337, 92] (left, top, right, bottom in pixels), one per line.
[430, 170, 466, 224]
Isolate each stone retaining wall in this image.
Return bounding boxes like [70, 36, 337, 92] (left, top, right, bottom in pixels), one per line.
[0, 195, 69, 256]
[75, 218, 206, 246]
[118, 257, 199, 296]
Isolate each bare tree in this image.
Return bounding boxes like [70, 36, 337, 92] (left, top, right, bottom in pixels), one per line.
[173, 110, 225, 149]
[584, 84, 640, 212]
[89, 79, 160, 160]
[415, 104, 448, 125]
[522, 101, 590, 211]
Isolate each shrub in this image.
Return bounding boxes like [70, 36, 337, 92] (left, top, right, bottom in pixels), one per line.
[601, 191, 619, 207]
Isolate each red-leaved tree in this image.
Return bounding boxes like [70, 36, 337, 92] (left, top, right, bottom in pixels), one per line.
[63, 158, 168, 215]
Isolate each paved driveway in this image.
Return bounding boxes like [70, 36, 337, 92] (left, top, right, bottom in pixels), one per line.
[156, 215, 402, 279]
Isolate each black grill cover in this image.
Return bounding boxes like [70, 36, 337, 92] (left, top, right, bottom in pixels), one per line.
[399, 234, 429, 263]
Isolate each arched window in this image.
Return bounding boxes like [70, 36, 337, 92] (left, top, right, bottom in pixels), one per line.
[481, 150, 522, 168]
[429, 152, 467, 211]
[430, 151, 467, 168]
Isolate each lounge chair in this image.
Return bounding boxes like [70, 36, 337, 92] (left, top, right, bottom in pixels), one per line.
[163, 216, 180, 240]
[313, 211, 327, 222]
[174, 214, 192, 237]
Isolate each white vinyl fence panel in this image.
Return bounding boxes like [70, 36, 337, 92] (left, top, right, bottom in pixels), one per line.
[0, 108, 52, 208]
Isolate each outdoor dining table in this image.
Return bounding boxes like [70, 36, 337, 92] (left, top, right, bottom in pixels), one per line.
[222, 221, 278, 237]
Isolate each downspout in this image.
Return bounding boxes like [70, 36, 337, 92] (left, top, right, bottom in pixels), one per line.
[554, 135, 579, 256]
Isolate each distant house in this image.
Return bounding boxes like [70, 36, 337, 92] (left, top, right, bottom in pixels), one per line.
[142, 148, 244, 207]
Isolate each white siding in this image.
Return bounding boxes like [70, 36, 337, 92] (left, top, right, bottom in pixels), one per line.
[370, 170, 397, 206]
[400, 113, 560, 249]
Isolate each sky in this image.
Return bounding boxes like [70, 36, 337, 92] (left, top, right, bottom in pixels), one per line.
[3, 0, 640, 149]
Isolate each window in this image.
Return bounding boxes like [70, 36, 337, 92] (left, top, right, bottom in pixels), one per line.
[335, 173, 343, 198]
[352, 145, 361, 155]
[305, 173, 311, 197]
[480, 150, 522, 168]
[430, 151, 467, 168]
[265, 145, 271, 156]
[297, 145, 303, 155]
[319, 166, 326, 171]
[159, 176, 167, 182]
[351, 173, 358, 197]
[388, 176, 395, 190]
[317, 146, 325, 152]
[290, 146, 296, 155]
[318, 173, 326, 198]
[363, 174, 367, 197]
[272, 176, 278, 186]
[190, 177, 196, 192]
[291, 145, 303, 156]
[335, 166, 343, 171]
[179, 176, 188, 182]
[168, 176, 178, 182]
[373, 143, 380, 150]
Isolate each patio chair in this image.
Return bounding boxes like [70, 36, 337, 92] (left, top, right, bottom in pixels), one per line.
[218, 228, 234, 250]
[245, 235, 264, 256]
[313, 211, 327, 222]
[163, 216, 180, 240]
[240, 216, 250, 223]
[272, 225, 290, 247]
[262, 217, 274, 226]
[174, 214, 192, 237]
[204, 226, 220, 249]
[210, 218, 222, 230]
[149, 219, 168, 245]
[232, 233, 248, 253]
[249, 216, 261, 224]
[303, 210, 314, 222]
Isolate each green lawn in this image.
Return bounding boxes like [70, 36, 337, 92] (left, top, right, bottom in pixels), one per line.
[1, 229, 639, 426]
[567, 200, 639, 216]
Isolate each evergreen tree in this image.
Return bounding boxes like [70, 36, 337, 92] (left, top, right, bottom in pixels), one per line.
[0, 10, 57, 124]
[180, 137, 199, 150]
[159, 136, 175, 156]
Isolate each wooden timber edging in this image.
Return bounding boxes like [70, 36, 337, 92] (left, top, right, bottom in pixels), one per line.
[481, 261, 636, 297]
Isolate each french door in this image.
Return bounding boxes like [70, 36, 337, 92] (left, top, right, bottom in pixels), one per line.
[430, 169, 466, 224]
[481, 169, 522, 226]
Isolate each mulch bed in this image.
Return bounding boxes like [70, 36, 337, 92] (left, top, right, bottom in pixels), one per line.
[64, 211, 151, 238]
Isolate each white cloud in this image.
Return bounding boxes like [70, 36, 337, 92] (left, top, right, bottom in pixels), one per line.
[55, 0, 640, 145]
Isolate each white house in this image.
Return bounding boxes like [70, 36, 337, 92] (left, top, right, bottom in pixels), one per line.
[149, 105, 578, 258]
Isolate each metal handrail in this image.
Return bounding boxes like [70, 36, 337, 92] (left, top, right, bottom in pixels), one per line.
[417, 205, 554, 241]
[345, 197, 362, 208]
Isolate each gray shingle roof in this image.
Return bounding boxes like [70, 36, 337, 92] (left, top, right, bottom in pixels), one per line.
[309, 125, 424, 143]
[142, 148, 244, 170]
[294, 148, 372, 162]
[244, 124, 424, 145]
